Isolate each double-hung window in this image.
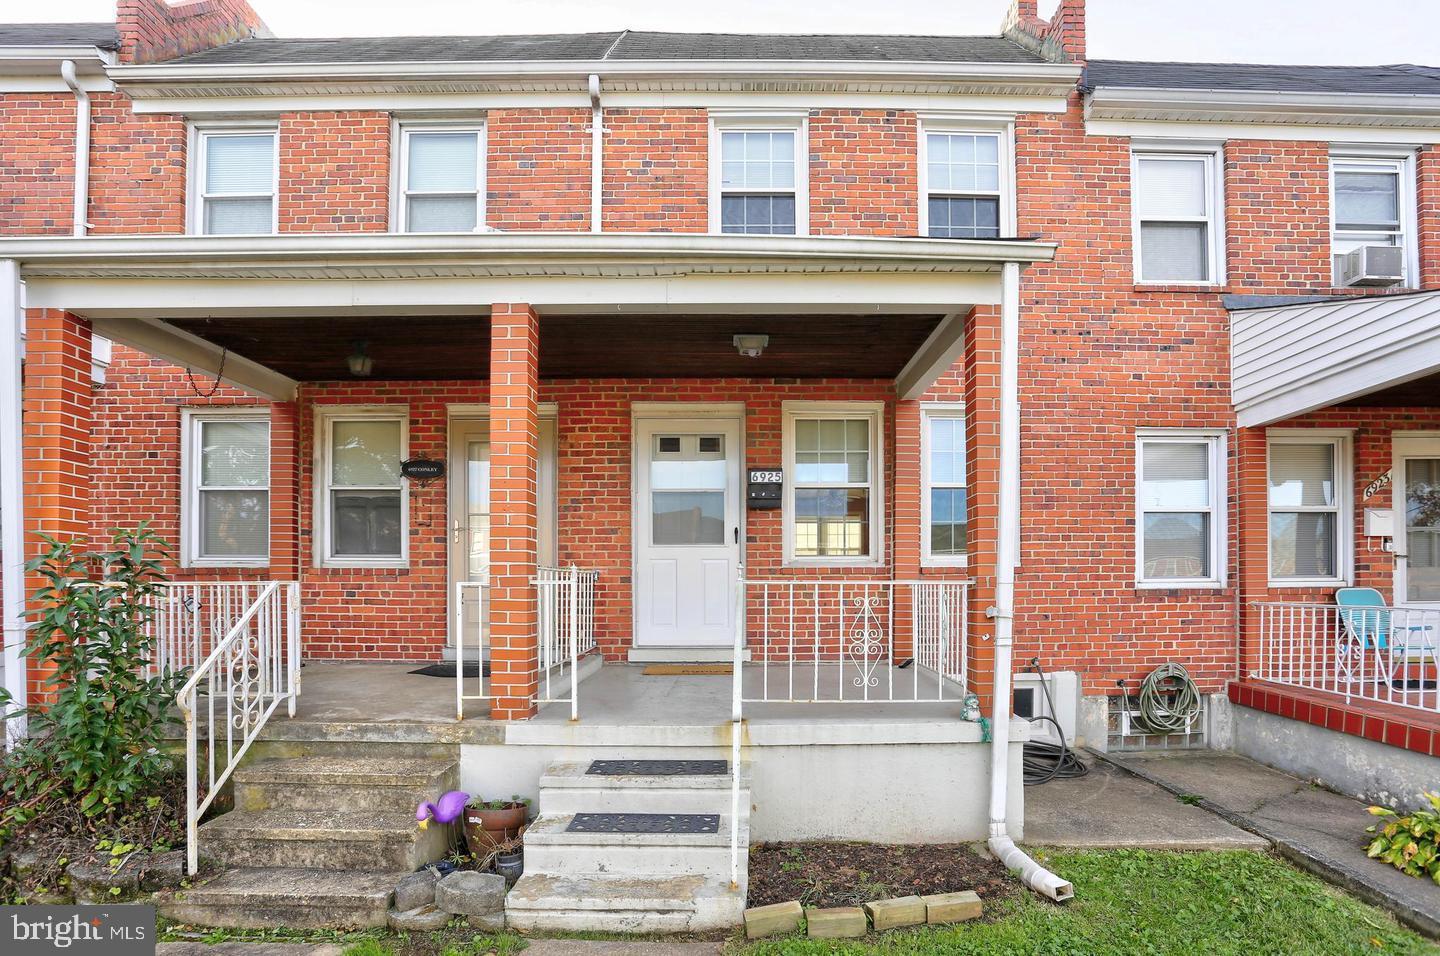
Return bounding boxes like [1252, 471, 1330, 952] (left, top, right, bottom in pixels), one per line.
[784, 403, 883, 565]
[194, 128, 277, 235]
[923, 129, 1005, 239]
[318, 409, 407, 566]
[1132, 148, 1222, 284]
[1331, 153, 1415, 284]
[711, 114, 806, 235]
[1268, 433, 1350, 585]
[399, 125, 485, 233]
[922, 407, 967, 565]
[183, 410, 270, 567]
[1136, 431, 1226, 587]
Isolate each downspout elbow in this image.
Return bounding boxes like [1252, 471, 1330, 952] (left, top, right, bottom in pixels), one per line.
[988, 835, 1074, 901]
[59, 60, 90, 237]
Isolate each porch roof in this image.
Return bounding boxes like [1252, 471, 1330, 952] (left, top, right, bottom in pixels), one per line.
[1231, 289, 1440, 426]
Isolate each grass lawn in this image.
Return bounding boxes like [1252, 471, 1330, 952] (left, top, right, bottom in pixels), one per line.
[737, 849, 1440, 956]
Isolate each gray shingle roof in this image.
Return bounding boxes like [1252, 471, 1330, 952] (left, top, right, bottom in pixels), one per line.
[163, 30, 1044, 66]
[1085, 59, 1440, 96]
[0, 22, 119, 50]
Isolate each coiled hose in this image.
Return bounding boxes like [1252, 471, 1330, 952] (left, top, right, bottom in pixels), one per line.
[1022, 658, 1089, 786]
[1136, 662, 1202, 734]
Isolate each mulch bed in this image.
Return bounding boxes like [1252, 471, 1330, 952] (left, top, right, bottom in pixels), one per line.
[747, 841, 1019, 909]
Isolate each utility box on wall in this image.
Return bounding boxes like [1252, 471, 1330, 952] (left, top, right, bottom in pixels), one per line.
[747, 468, 782, 509]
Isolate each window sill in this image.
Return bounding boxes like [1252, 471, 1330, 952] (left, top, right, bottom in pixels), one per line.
[183, 558, 270, 570]
[1132, 282, 1225, 293]
[1134, 579, 1227, 591]
[921, 557, 970, 570]
[1267, 578, 1349, 591]
[318, 559, 409, 571]
[782, 558, 886, 571]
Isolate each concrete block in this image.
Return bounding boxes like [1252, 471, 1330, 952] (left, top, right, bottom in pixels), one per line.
[388, 903, 451, 931]
[806, 906, 868, 938]
[393, 869, 440, 911]
[922, 890, 983, 924]
[745, 899, 803, 938]
[864, 895, 926, 930]
[436, 870, 507, 916]
[466, 909, 507, 932]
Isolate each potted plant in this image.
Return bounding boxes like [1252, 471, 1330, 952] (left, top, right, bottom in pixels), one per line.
[462, 795, 529, 855]
[494, 836, 524, 884]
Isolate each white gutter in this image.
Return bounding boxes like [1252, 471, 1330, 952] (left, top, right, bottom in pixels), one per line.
[1085, 85, 1440, 126]
[0, 260, 25, 746]
[59, 60, 90, 236]
[986, 260, 1073, 902]
[589, 73, 603, 234]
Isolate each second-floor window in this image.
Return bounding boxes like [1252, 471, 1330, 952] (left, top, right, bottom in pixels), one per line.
[924, 131, 1003, 239]
[400, 126, 485, 233]
[712, 116, 806, 236]
[195, 129, 277, 235]
[1331, 154, 1413, 284]
[1132, 149, 1222, 284]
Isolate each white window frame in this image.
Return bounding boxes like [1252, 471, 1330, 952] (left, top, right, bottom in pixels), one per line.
[781, 401, 885, 568]
[708, 110, 809, 237]
[314, 405, 410, 569]
[392, 121, 488, 234]
[188, 123, 279, 236]
[1266, 429, 1353, 588]
[181, 407, 271, 569]
[1135, 429, 1227, 588]
[921, 403, 968, 568]
[917, 116, 1016, 239]
[1328, 147, 1419, 287]
[1130, 142, 1225, 286]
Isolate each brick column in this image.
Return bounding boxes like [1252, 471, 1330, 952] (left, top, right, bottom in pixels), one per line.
[1418, 146, 1440, 291]
[268, 400, 301, 581]
[1235, 426, 1270, 681]
[962, 306, 999, 712]
[489, 304, 541, 720]
[23, 309, 92, 702]
[892, 399, 922, 661]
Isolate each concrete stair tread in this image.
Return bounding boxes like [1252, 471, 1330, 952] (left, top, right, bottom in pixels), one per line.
[541, 760, 750, 790]
[508, 872, 742, 912]
[199, 808, 421, 842]
[235, 755, 457, 787]
[174, 867, 407, 906]
[524, 812, 743, 847]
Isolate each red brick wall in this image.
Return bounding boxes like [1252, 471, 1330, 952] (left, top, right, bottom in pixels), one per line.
[1224, 141, 1332, 290]
[278, 111, 390, 233]
[488, 109, 591, 231]
[88, 94, 188, 234]
[810, 110, 918, 236]
[118, 0, 266, 65]
[601, 109, 708, 232]
[0, 94, 76, 236]
[1420, 146, 1440, 290]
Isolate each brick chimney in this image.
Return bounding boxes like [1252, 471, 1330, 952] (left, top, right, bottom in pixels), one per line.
[117, 0, 270, 65]
[1002, 0, 1085, 64]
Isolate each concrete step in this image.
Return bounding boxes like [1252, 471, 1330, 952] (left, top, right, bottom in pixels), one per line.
[506, 872, 745, 933]
[157, 867, 406, 930]
[234, 755, 458, 813]
[538, 760, 750, 815]
[522, 812, 747, 879]
[198, 808, 451, 872]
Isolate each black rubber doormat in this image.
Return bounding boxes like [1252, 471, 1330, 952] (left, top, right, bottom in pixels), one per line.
[409, 662, 489, 678]
[587, 759, 727, 776]
[567, 812, 720, 834]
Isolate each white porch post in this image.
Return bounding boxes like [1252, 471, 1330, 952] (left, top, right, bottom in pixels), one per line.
[1, 259, 26, 743]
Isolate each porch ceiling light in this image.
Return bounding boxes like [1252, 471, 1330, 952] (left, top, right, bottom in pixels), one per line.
[347, 340, 374, 378]
[733, 334, 769, 358]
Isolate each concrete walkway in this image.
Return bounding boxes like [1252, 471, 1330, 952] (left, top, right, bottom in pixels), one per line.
[1024, 759, 1267, 850]
[1101, 749, 1440, 939]
[160, 942, 722, 956]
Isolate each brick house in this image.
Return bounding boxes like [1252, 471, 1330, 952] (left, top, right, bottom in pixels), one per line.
[2, 0, 1439, 930]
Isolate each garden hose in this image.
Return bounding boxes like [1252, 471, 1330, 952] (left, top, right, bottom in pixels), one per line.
[1136, 662, 1202, 734]
[1022, 659, 1089, 786]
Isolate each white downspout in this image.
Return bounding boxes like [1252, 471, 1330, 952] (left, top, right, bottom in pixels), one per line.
[986, 260, 1073, 901]
[1, 259, 26, 746]
[59, 60, 90, 236]
[588, 73, 603, 233]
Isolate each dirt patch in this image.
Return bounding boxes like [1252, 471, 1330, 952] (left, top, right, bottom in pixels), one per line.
[747, 841, 1019, 909]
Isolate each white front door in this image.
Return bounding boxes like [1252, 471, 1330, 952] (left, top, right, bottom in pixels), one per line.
[1395, 435, 1440, 606]
[634, 416, 742, 647]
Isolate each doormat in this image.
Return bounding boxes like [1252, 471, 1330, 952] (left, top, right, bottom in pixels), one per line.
[567, 812, 720, 834]
[409, 662, 489, 678]
[587, 759, 728, 776]
[641, 663, 733, 676]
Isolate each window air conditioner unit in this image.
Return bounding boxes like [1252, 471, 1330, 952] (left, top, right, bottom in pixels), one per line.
[1338, 245, 1405, 287]
[1012, 670, 1079, 747]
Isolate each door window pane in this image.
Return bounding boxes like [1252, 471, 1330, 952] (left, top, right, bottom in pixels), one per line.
[652, 491, 725, 545]
[466, 440, 490, 579]
[331, 421, 402, 486]
[1406, 459, 1440, 602]
[1142, 512, 1210, 579]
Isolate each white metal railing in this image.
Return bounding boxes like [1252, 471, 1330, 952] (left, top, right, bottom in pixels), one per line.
[537, 566, 600, 721]
[455, 579, 490, 719]
[1254, 601, 1440, 714]
[145, 581, 276, 679]
[179, 581, 300, 874]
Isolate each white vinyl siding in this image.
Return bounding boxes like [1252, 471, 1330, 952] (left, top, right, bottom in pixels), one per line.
[399, 126, 485, 233]
[1330, 153, 1416, 285]
[1132, 149, 1222, 284]
[782, 402, 884, 566]
[183, 410, 270, 567]
[1136, 431, 1226, 587]
[317, 408, 408, 568]
[1268, 432, 1351, 586]
[709, 112, 808, 236]
[922, 407, 967, 566]
[193, 128, 277, 235]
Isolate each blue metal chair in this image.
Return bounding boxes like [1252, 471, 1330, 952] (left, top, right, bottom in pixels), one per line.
[1335, 587, 1437, 686]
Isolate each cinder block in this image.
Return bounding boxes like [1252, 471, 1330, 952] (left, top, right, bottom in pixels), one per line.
[864, 895, 926, 930]
[922, 890, 983, 924]
[806, 906, 868, 938]
[744, 899, 803, 939]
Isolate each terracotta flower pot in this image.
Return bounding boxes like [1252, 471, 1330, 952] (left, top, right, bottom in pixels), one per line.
[463, 803, 527, 854]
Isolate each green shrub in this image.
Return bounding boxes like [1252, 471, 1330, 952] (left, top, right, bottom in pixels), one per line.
[1366, 792, 1440, 882]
